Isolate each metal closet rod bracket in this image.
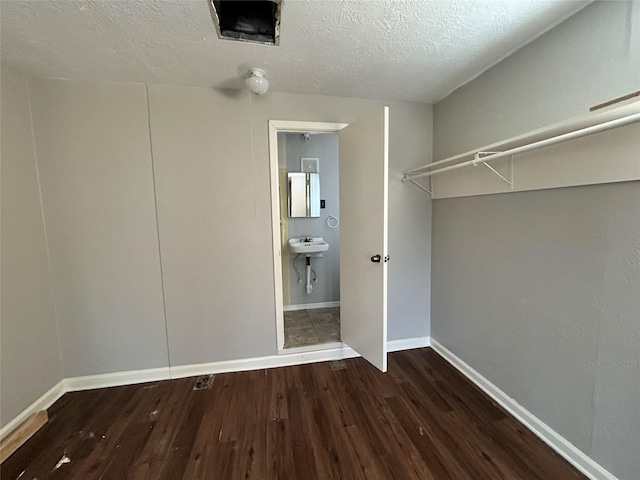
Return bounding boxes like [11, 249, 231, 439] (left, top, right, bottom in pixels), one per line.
[473, 152, 513, 187]
[409, 179, 432, 195]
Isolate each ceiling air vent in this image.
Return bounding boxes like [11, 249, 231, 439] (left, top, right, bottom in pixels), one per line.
[209, 0, 281, 46]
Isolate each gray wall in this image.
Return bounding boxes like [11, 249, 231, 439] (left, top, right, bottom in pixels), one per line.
[28, 78, 170, 377]
[0, 67, 64, 428]
[434, 0, 640, 160]
[149, 86, 431, 366]
[432, 184, 640, 479]
[283, 132, 340, 306]
[20, 79, 431, 377]
[432, 2, 640, 478]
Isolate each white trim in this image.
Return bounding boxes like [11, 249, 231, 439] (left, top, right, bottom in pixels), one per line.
[269, 120, 349, 134]
[279, 341, 345, 355]
[171, 335, 429, 378]
[268, 121, 285, 354]
[388, 336, 431, 352]
[1, 336, 430, 442]
[278, 336, 430, 356]
[268, 120, 348, 351]
[170, 345, 359, 379]
[283, 301, 340, 312]
[65, 367, 171, 392]
[0, 380, 65, 442]
[430, 339, 618, 480]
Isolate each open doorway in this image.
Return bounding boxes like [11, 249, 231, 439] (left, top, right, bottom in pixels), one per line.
[269, 120, 347, 354]
[277, 131, 341, 349]
[269, 110, 389, 371]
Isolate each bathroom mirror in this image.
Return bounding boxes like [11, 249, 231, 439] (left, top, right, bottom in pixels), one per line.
[288, 172, 320, 217]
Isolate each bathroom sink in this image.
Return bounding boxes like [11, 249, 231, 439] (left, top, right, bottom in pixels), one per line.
[288, 237, 330, 255]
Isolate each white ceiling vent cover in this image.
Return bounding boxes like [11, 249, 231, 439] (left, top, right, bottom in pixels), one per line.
[301, 157, 319, 174]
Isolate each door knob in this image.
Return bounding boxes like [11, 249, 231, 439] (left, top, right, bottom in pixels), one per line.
[371, 254, 381, 263]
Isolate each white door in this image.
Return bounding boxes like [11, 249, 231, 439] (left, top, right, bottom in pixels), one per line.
[339, 107, 389, 372]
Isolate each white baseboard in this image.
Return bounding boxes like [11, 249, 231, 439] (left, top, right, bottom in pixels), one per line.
[65, 366, 171, 392]
[388, 336, 430, 352]
[170, 345, 360, 379]
[283, 301, 340, 312]
[278, 337, 431, 357]
[171, 336, 430, 379]
[430, 339, 617, 480]
[1, 336, 430, 444]
[0, 380, 66, 442]
[278, 341, 345, 356]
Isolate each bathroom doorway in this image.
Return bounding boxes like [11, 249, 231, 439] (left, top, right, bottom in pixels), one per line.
[269, 110, 390, 371]
[276, 130, 342, 351]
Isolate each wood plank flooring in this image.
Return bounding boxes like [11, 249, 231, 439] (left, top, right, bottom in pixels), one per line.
[1, 348, 586, 480]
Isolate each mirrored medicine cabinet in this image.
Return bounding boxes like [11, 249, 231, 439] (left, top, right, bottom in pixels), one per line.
[288, 172, 320, 218]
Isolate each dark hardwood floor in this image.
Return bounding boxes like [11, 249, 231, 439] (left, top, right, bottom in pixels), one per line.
[1, 348, 586, 479]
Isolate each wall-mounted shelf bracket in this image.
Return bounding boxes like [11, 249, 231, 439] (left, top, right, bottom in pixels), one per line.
[410, 179, 432, 195]
[401, 101, 640, 193]
[473, 152, 513, 187]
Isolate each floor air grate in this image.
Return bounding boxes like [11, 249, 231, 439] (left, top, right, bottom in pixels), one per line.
[193, 374, 215, 390]
[331, 360, 347, 371]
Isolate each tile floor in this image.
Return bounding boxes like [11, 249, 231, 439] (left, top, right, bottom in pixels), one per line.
[284, 307, 340, 349]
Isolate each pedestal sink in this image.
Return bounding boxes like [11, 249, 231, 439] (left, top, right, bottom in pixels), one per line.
[288, 237, 329, 256]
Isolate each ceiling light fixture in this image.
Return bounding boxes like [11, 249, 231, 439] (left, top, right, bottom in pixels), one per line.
[245, 68, 269, 95]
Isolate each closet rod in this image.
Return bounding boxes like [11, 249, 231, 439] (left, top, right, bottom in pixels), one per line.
[404, 147, 477, 174]
[404, 101, 640, 176]
[402, 112, 640, 182]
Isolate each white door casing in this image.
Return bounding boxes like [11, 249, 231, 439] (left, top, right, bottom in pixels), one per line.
[268, 121, 347, 352]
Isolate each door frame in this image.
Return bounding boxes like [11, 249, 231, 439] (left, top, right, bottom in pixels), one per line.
[268, 120, 348, 353]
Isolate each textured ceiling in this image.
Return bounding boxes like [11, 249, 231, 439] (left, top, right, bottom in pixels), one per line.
[1, 0, 591, 103]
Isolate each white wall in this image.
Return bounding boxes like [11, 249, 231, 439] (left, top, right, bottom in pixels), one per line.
[23, 79, 431, 374]
[431, 2, 640, 478]
[0, 66, 63, 428]
[283, 132, 340, 306]
[28, 78, 169, 377]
